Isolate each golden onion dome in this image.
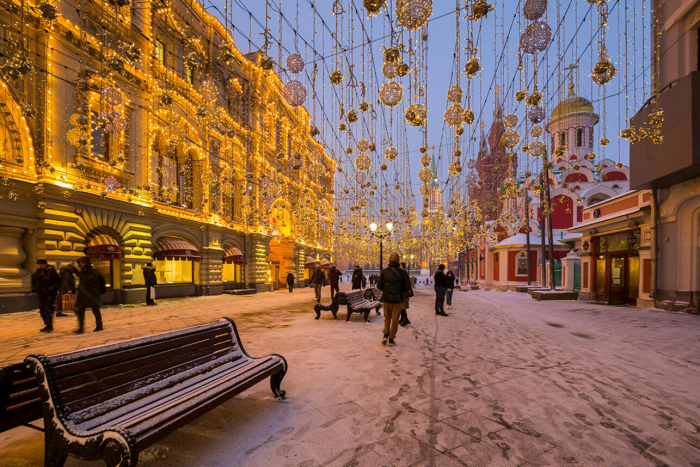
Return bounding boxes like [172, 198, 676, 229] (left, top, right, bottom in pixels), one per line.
[547, 83, 599, 129]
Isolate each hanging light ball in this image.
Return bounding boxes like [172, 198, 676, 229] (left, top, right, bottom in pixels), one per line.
[385, 147, 398, 161]
[125, 43, 142, 62]
[463, 109, 475, 125]
[448, 161, 462, 174]
[444, 103, 465, 127]
[286, 53, 305, 74]
[363, 0, 386, 17]
[420, 153, 432, 167]
[22, 103, 37, 118]
[379, 80, 403, 107]
[463, 57, 482, 77]
[382, 62, 398, 79]
[519, 21, 552, 55]
[467, 159, 477, 169]
[355, 154, 372, 171]
[405, 103, 427, 127]
[500, 130, 521, 149]
[529, 140, 546, 157]
[447, 86, 463, 103]
[355, 172, 366, 184]
[592, 56, 617, 85]
[528, 105, 545, 123]
[329, 70, 343, 84]
[380, 163, 388, 171]
[284, 80, 307, 107]
[419, 184, 431, 196]
[357, 139, 370, 152]
[102, 87, 123, 106]
[100, 110, 127, 134]
[418, 167, 433, 183]
[523, 0, 547, 20]
[396, 62, 412, 77]
[530, 125, 544, 138]
[503, 114, 518, 128]
[39, 1, 59, 21]
[395, 0, 433, 31]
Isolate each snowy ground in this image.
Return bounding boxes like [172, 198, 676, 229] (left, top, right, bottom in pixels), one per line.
[1, 285, 699, 467]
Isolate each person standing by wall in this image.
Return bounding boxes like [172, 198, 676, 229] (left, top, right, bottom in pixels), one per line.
[377, 252, 411, 346]
[445, 270, 456, 310]
[57, 265, 76, 317]
[434, 264, 448, 316]
[143, 262, 158, 306]
[70, 257, 105, 333]
[310, 266, 326, 303]
[398, 262, 413, 326]
[328, 265, 341, 300]
[352, 266, 362, 290]
[31, 259, 62, 332]
[286, 271, 295, 293]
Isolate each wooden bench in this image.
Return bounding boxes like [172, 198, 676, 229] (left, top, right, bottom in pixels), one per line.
[21, 318, 287, 467]
[0, 361, 43, 434]
[343, 290, 381, 322]
[363, 287, 383, 314]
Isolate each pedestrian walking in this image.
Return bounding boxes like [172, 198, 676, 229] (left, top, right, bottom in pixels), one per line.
[31, 259, 62, 332]
[377, 252, 412, 346]
[445, 270, 456, 309]
[361, 274, 367, 289]
[328, 264, 341, 300]
[399, 262, 413, 326]
[352, 266, 362, 290]
[143, 262, 158, 306]
[434, 264, 448, 316]
[70, 257, 105, 333]
[286, 271, 295, 292]
[57, 265, 76, 317]
[309, 266, 325, 303]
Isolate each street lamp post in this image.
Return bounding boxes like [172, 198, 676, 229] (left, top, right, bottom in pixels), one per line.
[369, 221, 393, 270]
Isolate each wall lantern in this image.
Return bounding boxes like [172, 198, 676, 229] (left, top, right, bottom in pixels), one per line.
[582, 240, 589, 252]
[629, 231, 638, 248]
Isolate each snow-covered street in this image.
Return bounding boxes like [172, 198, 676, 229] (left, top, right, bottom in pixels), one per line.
[1, 286, 699, 466]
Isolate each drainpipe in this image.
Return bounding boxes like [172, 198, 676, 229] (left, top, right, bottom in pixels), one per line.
[650, 188, 659, 303]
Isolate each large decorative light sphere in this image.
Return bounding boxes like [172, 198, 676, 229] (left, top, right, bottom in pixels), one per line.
[357, 139, 370, 152]
[286, 53, 305, 74]
[355, 154, 372, 171]
[444, 103, 465, 127]
[500, 130, 521, 149]
[419, 183, 430, 196]
[523, 0, 547, 20]
[519, 21, 552, 55]
[503, 114, 518, 128]
[385, 147, 398, 161]
[528, 105, 545, 123]
[379, 80, 403, 107]
[447, 86, 463, 103]
[592, 56, 617, 85]
[405, 103, 427, 127]
[102, 87, 123, 106]
[448, 161, 462, 174]
[100, 110, 127, 134]
[529, 140, 546, 157]
[418, 166, 433, 183]
[395, 0, 433, 31]
[355, 172, 366, 183]
[530, 125, 544, 138]
[284, 80, 307, 107]
[382, 62, 398, 79]
[420, 153, 431, 166]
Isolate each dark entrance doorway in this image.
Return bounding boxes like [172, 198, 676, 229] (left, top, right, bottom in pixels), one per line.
[593, 230, 641, 305]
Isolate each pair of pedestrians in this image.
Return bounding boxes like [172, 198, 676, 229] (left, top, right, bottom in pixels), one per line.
[32, 257, 104, 333]
[433, 265, 457, 316]
[308, 265, 342, 302]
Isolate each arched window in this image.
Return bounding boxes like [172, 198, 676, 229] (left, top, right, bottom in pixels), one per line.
[559, 131, 566, 147]
[576, 128, 583, 147]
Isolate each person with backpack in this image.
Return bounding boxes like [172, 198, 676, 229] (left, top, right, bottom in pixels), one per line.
[70, 257, 104, 333]
[286, 271, 295, 292]
[143, 262, 158, 306]
[31, 259, 62, 332]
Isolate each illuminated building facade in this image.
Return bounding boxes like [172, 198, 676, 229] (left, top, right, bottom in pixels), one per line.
[0, 0, 334, 311]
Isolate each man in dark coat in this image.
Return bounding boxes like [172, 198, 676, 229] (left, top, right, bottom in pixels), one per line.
[70, 257, 104, 333]
[351, 266, 362, 290]
[327, 265, 341, 300]
[433, 264, 448, 316]
[309, 266, 326, 303]
[143, 262, 158, 306]
[31, 259, 62, 332]
[377, 252, 411, 346]
[57, 265, 76, 316]
[286, 271, 295, 293]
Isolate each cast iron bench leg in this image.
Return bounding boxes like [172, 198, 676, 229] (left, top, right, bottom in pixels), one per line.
[346, 307, 353, 322]
[270, 367, 287, 400]
[331, 303, 338, 320]
[364, 309, 371, 322]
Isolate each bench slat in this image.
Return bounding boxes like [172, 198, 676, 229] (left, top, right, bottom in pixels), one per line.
[51, 325, 233, 379]
[59, 333, 234, 404]
[63, 341, 238, 414]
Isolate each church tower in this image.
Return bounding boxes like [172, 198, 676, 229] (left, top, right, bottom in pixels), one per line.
[427, 149, 442, 215]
